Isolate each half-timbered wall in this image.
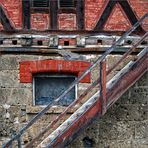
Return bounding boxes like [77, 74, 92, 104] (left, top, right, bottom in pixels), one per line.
[0, 0, 148, 31]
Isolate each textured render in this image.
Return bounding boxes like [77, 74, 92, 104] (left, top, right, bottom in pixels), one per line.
[0, 54, 147, 147]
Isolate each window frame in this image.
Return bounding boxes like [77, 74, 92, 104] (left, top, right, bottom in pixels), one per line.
[33, 74, 78, 107]
[31, 0, 50, 8]
[31, 0, 50, 13]
[58, 0, 75, 9]
[58, 0, 76, 13]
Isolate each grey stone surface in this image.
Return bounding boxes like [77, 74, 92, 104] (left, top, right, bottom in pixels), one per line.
[0, 54, 147, 148]
[69, 72, 148, 148]
[0, 56, 18, 70]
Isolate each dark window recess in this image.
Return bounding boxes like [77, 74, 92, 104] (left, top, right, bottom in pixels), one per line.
[64, 41, 69, 46]
[34, 75, 76, 106]
[12, 40, 17, 45]
[59, 0, 75, 8]
[0, 40, 3, 45]
[32, 0, 49, 8]
[37, 40, 43, 45]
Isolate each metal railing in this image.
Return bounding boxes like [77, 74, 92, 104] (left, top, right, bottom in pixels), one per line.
[2, 13, 148, 148]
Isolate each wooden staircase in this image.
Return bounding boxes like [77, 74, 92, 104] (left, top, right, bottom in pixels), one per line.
[2, 13, 148, 148]
[38, 47, 147, 148]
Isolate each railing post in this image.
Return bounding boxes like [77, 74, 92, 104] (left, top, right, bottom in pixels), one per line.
[100, 59, 107, 115]
[17, 136, 22, 148]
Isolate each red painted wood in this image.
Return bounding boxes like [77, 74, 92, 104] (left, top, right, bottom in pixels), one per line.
[100, 59, 107, 114]
[48, 53, 147, 148]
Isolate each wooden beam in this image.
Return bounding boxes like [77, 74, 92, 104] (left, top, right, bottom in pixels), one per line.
[50, 0, 58, 30]
[119, 1, 144, 33]
[94, 1, 116, 30]
[76, 0, 84, 30]
[94, 0, 144, 33]
[22, 0, 31, 29]
[0, 5, 15, 31]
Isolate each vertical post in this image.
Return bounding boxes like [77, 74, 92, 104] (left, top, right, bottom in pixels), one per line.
[50, 0, 58, 30]
[22, 0, 31, 30]
[17, 137, 22, 148]
[76, 0, 84, 30]
[100, 59, 107, 115]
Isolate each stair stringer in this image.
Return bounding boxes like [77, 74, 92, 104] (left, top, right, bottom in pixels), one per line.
[38, 50, 147, 148]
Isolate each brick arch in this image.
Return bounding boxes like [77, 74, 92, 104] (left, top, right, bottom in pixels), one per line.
[20, 59, 91, 83]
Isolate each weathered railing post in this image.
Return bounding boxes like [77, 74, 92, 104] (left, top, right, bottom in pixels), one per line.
[100, 59, 107, 115]
[17, 136, 22, 148]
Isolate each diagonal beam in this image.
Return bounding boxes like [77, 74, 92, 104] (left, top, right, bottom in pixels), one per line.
[119, 1, 144, 32]
[94, 0, 144, 32]
[94, 1, 116, 30]
[0, 5, 14, 31]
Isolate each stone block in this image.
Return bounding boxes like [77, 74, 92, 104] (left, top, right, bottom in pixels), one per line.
[134, 120, 148, 139]
[98, 121, 134, 140]
[0, 56, 18, 70]
[103, 104, 148, 121]
[0, 70, 20, 88]
[132, 138, 148, 148]
[0, 88, 32, 105]
[0, 89, 12, 105]
[97, 140, 132, 148]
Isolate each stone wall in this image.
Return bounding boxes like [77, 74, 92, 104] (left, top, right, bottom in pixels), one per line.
[69, 72, 148, 148]
[0, 54, 147, 147]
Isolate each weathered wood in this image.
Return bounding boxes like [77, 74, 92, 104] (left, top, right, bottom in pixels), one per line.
[94, 0, 144, 32]
[40, 50, 147, 148]
[50, 0, 58, 30]
[76, 0, 84, 30]
[22, 0, 31, 29]
[100, 60, 107, 114]
[119, 1, 144, 33]
[94, 1, 116, 30]
[0, 5, 14, 31]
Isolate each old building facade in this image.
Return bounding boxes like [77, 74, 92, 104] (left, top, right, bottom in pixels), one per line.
[0, 0, 148, 147]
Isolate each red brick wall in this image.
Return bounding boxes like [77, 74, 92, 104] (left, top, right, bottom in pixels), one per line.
[0, 23, 3, 30]
[58, 13, 76, 30]
[0, 0, 22, 29]
[129, 0, 148, 31]
[85, 0, 148, 31]
[85, 0, 106, 30]
[31, 13, 50, 30]
[20, 60, 91, 83]
[0, 0, 148, 31]
[103, 3, 132, 31]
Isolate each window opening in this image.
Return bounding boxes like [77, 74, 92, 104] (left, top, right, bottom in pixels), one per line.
[33, 74, 77, 106]
[31, 0, 49, 8]
[58, 0, 75, 8]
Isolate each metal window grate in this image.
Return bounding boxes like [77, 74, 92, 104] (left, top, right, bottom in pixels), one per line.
[32, 0, 49, 8]
[59, 0, 75, 8]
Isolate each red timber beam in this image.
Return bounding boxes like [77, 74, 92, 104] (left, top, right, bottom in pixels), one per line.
[47, 51, 147, 148]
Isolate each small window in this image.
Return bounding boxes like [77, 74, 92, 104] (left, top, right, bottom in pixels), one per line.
[32, 0, 49, 8]
[59, 0, 75, 8]
[33, 74, 76, 106]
